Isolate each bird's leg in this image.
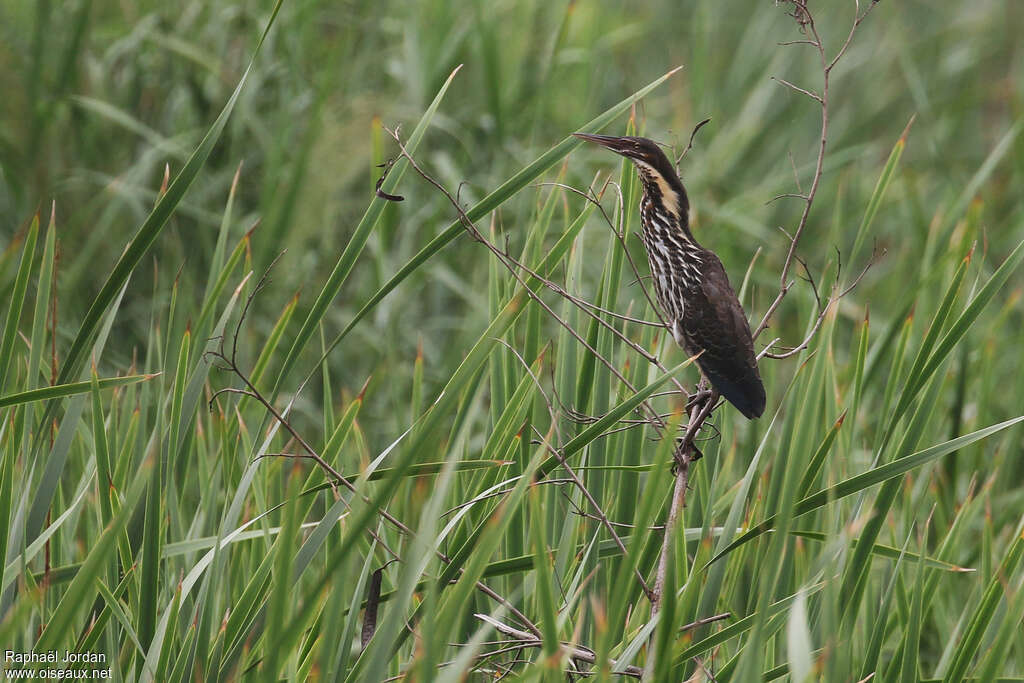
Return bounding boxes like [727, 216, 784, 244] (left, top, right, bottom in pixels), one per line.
[671, 381, 716, 471]
[687, 374, 715, 408]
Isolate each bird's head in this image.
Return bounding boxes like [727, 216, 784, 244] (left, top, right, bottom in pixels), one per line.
[573, 133, 689, 223]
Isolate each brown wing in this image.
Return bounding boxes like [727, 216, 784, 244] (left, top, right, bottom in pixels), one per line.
[677, 254, 766, 419]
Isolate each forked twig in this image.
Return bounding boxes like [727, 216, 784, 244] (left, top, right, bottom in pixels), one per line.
[207, 262, 544, 639]
[646, 0, 881, 671]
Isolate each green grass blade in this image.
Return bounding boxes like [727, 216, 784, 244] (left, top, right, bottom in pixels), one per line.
[307, 67, 681, 378]
[786, 589, 813, 683]
[941, 524, 1024, 683]
[848, 117, 912, 267]
[26, 210, 56, 393]
[906, 238, 1024, 416]
[35, 458, 151, 652]
[710, 416, 1024, 564]
[796, 410, 846, 499]
[271, 64, 463, 395]
[94, 576, 148, 663]
[0, 373, 156, 408]
[898, 525, 929, 683]
[973, 563, 1024, 681]
[538, 356, 695, 477]
[0, 214, 38, 393]
[51, 0, 285, 389]
[887, 254, 969, 432]
[790, 530, 969, 572]
[261, 464, 303, 682]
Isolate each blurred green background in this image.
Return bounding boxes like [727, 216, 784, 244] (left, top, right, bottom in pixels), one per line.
[1, 0, 1023, 680]
[3, 0, 1021, 434]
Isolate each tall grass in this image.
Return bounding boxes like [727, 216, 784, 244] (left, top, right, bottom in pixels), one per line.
[1, 0, 1022, 680]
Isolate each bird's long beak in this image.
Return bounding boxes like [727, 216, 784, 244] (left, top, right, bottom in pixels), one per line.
[572, 133, 633, 157]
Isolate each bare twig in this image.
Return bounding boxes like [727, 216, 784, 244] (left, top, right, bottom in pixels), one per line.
[651, 393, 715, 605]
[311, 5, 884, 675]
[207, 264, 544, 640]
[468, 609, 730, 679]
[474, 613, 645, 678]
[442, 479, 577, 517]
[754, 0, 880, 343]
[681, 612, 732, 632]
[384, 126, 685, 444]
[767, 192, 809, 205]
[771, 76, 823, 103]
[644, 3, 879, 675]
[674, 117, 713, 169]
[531, 425, 654, 599]
[827, 0, 881, 73]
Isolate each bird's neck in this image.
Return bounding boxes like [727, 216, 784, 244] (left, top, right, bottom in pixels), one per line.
[639, 190, 702, 251]
[635, 164, 698, 244]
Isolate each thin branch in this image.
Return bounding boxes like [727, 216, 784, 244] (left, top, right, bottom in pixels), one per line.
[648, 8, 880, 664]
[532, 426, 654, 599]
[569, 509, 664, 531]
[681, 612, 732, 632]
[650, 390, 716, 623]
[209, 386, 259, 404]
[384, 127, 681, 441]
[571, 297, 664, 327]
[759, 302, 830, 359]
[767, 192, 809, 205]
[442, 479, 576, 517]
[674, 117, 712, 169]
[535, 178, 692, 402]
[770, 76, 823, 104]
[208, 267, 544, 640]
[474, 614, 644, 679]
[827, 0, 881, 73]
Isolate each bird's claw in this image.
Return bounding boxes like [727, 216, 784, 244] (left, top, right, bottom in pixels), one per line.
[669, 443, 703, 475]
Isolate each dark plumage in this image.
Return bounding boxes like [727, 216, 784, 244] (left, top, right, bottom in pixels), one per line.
[574, 133, 766, 419]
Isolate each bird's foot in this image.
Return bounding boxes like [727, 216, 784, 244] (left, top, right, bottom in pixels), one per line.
[669, 442, 703, 475]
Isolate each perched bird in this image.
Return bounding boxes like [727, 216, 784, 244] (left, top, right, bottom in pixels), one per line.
[573, 133, 765, 419]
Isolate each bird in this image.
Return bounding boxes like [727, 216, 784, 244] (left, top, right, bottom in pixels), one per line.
[573, 133, 766, 419]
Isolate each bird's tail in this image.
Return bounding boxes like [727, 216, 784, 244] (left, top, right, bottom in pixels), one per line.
[699, 361, 766, 419]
